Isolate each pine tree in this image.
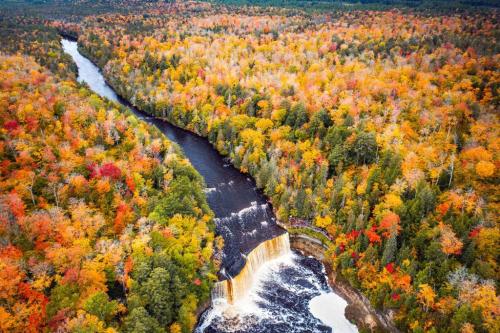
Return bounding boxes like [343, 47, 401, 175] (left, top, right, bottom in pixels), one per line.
[141, 267, 174, 326]
[382, 233, 398, 266]
[123, 307, 165, 333]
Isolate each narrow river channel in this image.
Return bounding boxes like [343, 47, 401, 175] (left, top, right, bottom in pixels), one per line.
[62, 38, 358, 333]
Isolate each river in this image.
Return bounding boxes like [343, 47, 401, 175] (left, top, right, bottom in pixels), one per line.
[62, 38, 358, 333]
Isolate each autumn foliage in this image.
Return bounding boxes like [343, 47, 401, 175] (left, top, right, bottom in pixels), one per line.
[0, 1, 498, 332]
[75, 4, 499, 332]
[0, 54, 218, 332]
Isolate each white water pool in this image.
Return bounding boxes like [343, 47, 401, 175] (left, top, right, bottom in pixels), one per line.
[309, 292, 359, 333]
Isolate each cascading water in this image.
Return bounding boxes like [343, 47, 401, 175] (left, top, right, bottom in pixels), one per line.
[197, 251, 350, 333]
[212, 233, 291, 304]
[62, 38, 358, 333]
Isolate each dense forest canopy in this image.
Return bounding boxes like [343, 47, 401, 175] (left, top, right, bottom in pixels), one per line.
[0, 12, 219, 332]
[1, 0, 499, 18]
[75, 3, 499, 332]
[214, 0, 500, 11]
[0, 0, 498, 332]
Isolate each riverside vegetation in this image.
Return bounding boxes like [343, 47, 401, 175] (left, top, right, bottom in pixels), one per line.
[0, 1, 499, 332]
[0, 15, 219, 333]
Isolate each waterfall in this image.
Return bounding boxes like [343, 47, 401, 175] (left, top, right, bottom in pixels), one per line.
[63, 39, 358, 333]
[212, 233, 291, 304]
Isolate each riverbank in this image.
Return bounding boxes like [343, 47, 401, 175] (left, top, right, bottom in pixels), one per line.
[77, 47, 398, 331]
[64, 37, 348, 333]
[290, 233, 400, 333]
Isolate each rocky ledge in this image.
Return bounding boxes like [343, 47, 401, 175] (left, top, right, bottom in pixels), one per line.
[290, 233, 400, 333]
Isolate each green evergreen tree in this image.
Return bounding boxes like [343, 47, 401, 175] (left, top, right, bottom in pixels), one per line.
[382, 233, 398, 265]
[83, 291, 119, 323]
[141, 267, 174, 326]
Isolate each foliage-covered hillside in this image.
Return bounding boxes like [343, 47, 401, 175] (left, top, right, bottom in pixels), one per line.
[0, 16, 78, 80]
[0, 54, 218, 332]
[76, 3, 499, 332]
[214, 0, 500, 11]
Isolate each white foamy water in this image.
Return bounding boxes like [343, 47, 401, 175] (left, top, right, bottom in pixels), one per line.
[197, 253, 295, 333]
[213, 202, 268, 224]
[211, 233, 292, 303]
[309, 293, 358, 333]
[197, 251, 357, 333]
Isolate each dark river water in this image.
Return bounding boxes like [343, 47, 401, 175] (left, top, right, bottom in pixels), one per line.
[62, 38, 357, 333]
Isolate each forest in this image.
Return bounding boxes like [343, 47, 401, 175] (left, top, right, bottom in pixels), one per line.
[214, 0, 500, 11]
[0, 15, 219, 332]
[0, 0, 499, 333]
